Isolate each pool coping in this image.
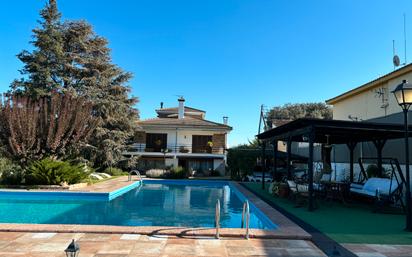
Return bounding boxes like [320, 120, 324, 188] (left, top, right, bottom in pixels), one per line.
[0, 178, 142, 201]
[0, 179, 311, 240]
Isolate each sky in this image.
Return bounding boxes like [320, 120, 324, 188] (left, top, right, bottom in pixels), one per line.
[1, 0, 412, 146]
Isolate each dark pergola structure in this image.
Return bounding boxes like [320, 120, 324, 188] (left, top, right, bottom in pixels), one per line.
[257, 118, 412, 211]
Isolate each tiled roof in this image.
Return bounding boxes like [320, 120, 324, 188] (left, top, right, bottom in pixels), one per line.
[138, 117, 232, 130]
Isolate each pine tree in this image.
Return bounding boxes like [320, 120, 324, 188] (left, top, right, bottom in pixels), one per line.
[11, 0, 64, 97]
[9, 0, 140, 168]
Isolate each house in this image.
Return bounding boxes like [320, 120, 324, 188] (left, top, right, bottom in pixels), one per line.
[126, 97, 232, 174]
[325, 63, 412, 173]
[326, 63, 412, 121]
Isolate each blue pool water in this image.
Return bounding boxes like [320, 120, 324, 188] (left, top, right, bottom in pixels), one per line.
[0, 180, 276, 229]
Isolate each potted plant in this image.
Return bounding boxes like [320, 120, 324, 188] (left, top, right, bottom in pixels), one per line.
[206, 141, 213, 153]
[179, 146, 189, 153]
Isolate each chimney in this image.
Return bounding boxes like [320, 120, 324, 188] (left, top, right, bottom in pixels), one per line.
[178, 97, 185, 119]
[223, 116, 228, 125]
[160, 102, 164, 109]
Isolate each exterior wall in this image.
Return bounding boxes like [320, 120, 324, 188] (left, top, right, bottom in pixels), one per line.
[332, 71, 412, 121]
[213, 159, 226, 175]
[134, 131, 146, 144]
[328, 71, 412, 183]
[212, 134, 226, 154]
[137, 128, 226, 151]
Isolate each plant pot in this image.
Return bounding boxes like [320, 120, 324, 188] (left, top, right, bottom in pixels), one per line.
[278, 183, 289, 198]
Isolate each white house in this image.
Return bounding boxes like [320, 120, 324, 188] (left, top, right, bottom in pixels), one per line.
[125, 97, 232, 174]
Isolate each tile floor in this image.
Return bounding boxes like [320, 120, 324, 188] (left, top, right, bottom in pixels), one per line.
[0, 232, 327, 257]
[343, 243, 412, 257]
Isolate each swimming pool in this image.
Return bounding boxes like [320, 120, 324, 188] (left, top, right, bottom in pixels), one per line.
[0, 180, 276, 229]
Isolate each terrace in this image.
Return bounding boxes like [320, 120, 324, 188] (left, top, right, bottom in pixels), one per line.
[244, 183, 412, 256]
[254, 117, 412, 256]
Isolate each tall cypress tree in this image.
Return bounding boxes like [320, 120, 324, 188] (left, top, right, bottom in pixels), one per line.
[10, 0, 139, 168]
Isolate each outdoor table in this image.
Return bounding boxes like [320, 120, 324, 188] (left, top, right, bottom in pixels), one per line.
[322, 181, 350, 204]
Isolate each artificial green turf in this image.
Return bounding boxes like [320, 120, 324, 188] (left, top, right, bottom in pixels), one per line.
[244, 182, 412, 245]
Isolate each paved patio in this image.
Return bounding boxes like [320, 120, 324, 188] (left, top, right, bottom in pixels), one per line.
[72, 176, 139, 193]
[0, 232, 326, 257]
[343, 243, 412, 257]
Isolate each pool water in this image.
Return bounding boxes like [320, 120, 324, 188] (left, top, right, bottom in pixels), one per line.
[0, 180, 275, 229]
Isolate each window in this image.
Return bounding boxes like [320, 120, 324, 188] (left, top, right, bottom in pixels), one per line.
[146, 133, 167, 152]
[192, 135, 212, 153]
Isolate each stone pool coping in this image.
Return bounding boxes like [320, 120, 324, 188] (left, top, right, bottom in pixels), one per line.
[0, 177, 142, 201]
[0, 180, 311, 240]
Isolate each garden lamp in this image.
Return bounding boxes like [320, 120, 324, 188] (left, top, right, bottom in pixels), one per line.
[392, 79, 412, 231]
[65, 239, 80, 257]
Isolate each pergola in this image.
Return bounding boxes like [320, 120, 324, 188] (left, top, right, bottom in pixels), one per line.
[257, 118, 412, 211]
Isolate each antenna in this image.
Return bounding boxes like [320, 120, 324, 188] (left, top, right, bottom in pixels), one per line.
[404, 13, 407, 65]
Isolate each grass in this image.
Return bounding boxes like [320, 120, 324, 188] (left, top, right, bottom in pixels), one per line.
[244, 182, 412, 245]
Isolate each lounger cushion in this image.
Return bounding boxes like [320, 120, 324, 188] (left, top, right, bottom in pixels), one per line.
[350, 183, 364, 190]
[363, 178, 398, 195]
[350, 187, 376, 197]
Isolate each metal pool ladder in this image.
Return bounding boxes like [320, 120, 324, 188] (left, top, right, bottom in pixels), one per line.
[128, 169, 142, 184]
[241, 200, 250, 239]
[215, 199, 250, 240]
[215, 199, 220, 239]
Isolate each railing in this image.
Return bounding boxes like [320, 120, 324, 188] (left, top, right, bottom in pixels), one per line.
[127, 144, 226, 155]
[215, 199, 220, 239]
[128, 170, 142, 183]
[241, 200, 250, 239]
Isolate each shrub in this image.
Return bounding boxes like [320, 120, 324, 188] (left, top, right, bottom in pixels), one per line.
[25, 158, 90, 185]
[366, 164, 379, 178]
[103, 167, 126, 176]
[166, 166, 189, 179]
[146, 169, 168, 178]
[210, 170, 221, 177]
[0, 158, 24, 185]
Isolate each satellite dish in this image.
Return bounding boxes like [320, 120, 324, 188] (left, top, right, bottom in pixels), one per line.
[393, 55, 401, 67]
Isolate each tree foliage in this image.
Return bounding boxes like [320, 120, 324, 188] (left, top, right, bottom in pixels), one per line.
[266, 102, 332, 127]
[9, 0, 139, 168]
[0, 92, 98, 164]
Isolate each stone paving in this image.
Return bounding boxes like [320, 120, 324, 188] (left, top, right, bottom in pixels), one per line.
[343, 243, 412, 257]
[74, 176, 139, 193]
[0, 232, 327, 257]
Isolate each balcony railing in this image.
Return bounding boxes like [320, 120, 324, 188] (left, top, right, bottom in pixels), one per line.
[127, 143, 226, 155]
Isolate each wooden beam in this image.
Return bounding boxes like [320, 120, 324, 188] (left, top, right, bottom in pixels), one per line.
[308, 127, 315, 211]
[273, 140, 278, 181]
[261, 141, 266, 189]
[287, 138, 292, 179]
[347, 142, 357, 183]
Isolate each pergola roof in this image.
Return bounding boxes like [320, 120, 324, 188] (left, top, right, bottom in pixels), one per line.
[257, 118, 412, 144]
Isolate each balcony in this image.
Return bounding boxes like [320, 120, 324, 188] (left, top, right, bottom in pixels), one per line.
[126, 143, 226, 155]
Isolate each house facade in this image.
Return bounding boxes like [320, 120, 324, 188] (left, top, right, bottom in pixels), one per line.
[125, 98, 232, 174]
[325, 64, 412, 170]
[326, 63, 412, 121]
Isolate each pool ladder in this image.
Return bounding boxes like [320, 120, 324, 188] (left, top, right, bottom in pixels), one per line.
[241, 200, 250, 239]
[215, 199, 249, 240]
[128, 170, 142, 183]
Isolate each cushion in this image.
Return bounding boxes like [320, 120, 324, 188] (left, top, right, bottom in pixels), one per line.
[350, 187, 377, 197]
[363, 178, 399, 195]
[320, 174, 331, 182]
[350, 183, 364, 190]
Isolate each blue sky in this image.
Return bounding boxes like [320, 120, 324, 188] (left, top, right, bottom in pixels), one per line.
[1, 0, 412, 146]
